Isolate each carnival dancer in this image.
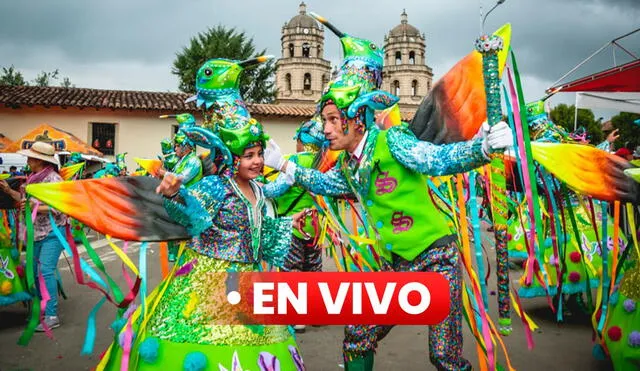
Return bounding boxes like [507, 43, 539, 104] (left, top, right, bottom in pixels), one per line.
[504, 100, 628, 319]
[22, 58, 306, 370]
[265, 64, 513, 371]
[116, 153, 128, 176]
[157, 115, 203, 262]
[265, 116, 327, 333]
[0, 142, 68, 331]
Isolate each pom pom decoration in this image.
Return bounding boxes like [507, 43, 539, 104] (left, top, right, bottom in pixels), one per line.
[569, 251, 582, 263]
[629, 331, 640, 347]
[592, 344, 606, 360]
[16, 265, 24, 278]
[110, 318, 126, 333]
[623, 299, 636, 313]
[568, 271, 581, 283]
[138, 337, 160, 363]
[183, 351, 207, 371]
[607, 326, 622, 342]
[0, 281, 12, 295]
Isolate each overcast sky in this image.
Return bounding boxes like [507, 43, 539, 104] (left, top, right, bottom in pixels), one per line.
[0, 0, 638, 119]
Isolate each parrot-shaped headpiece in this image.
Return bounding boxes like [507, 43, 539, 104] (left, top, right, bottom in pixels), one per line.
[310, 12, 384, 96]
[310, 12, 398, 129]
[294, 115, 327, 152]
[182, 57, 273, 164]
[115, 153, 127, 171]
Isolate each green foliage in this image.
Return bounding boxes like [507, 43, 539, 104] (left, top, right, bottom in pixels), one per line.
[33, 69, 60, 87]
[0, 65, 27, 86]
[610, 111, 640, 150]
[172, 25, 276, 103]
[549, 103, 603, 144]
[1, 66, 73, 88]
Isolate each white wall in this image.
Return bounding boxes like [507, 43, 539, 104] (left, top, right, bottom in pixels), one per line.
[0, 106, 306, 172]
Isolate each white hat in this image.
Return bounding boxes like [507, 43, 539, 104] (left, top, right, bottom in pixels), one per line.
[17, 141, 59, 166]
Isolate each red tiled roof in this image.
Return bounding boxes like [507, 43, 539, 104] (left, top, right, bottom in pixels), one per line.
[0, 85, 416, 120]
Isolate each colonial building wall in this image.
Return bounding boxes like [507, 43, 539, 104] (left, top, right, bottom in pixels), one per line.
[0, 106, 304, 170]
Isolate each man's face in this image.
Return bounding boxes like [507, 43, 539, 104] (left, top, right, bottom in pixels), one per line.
[321, 104, 360, 151]
[174, 143, 190, 158]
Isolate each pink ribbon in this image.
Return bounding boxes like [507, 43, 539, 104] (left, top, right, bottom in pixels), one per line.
[505, 66, 538, 286]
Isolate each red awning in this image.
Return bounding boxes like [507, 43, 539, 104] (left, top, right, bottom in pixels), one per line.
[547, 59, 640, 94]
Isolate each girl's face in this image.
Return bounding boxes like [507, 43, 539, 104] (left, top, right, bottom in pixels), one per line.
[236, 144, 264, 181]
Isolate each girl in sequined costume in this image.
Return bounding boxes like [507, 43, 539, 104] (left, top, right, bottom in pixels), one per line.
[93, 59, 305, 371]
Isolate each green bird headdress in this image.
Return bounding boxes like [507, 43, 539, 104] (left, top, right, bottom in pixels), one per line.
[181, 57, 273, 165]
[310, 12, 398, 128]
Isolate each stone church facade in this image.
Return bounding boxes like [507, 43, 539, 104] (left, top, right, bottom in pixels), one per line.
[275, 4, 433, 109]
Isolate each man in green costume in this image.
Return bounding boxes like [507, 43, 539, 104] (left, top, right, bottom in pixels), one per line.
[265, 74, 514, 371]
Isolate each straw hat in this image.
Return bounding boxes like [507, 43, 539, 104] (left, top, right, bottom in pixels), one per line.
[17, 141, 59, 166]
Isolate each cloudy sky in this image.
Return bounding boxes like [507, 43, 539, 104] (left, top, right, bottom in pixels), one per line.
[0, 0, 638, 118]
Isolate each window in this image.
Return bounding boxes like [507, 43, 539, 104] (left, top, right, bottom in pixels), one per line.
[411, 80, 418, 96]
[302, 43, 311, 58]
[409, 51, 415, 65]
[395, 51, 402, 65]
[91, 123, 116, 156]
[173, 125, 180, 135]
[303, 73, 312, 90]
[288, 43, 295, 58]
[322, 74, 329, 88]
[285, 74, 292, 91]
[393, 80, 400, 96]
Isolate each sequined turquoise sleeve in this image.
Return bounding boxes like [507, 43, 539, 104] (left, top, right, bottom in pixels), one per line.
[294, 163, 352, 197]
[262, 172, 293, 198]
[387, 125, 488, 176]
[260, 215, 293, 267]
[596, 140, 611, 152]
[163, 176, 225, 236]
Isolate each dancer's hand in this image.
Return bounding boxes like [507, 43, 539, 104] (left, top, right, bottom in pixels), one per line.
[292, 209, 313, 239]
[606, 129, 620, 144]
[481, 121, 513, 158]
[264, 139, 286, 171]
[156, 172, 183, 198]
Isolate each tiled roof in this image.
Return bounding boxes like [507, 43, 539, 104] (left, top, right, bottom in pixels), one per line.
[0, 85, 415, 120]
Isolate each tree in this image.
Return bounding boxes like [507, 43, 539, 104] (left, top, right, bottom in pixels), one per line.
[60, 77, 75, 88]
[610, 112, 640, 150]
[33, 69, 60, 87]
[549, 103, 603, 144]
[172, 25, 276, 103]
[0, 65, 27, 86]
[0, 66, 74, 88]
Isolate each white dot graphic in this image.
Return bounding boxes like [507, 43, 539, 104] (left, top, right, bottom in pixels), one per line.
[227, 291, 241, 305]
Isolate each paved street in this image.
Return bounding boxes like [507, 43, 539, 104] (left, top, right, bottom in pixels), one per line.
[0, 235, 616, 371]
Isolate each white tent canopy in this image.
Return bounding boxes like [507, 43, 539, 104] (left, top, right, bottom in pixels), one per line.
[576, 92, 640, 114]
